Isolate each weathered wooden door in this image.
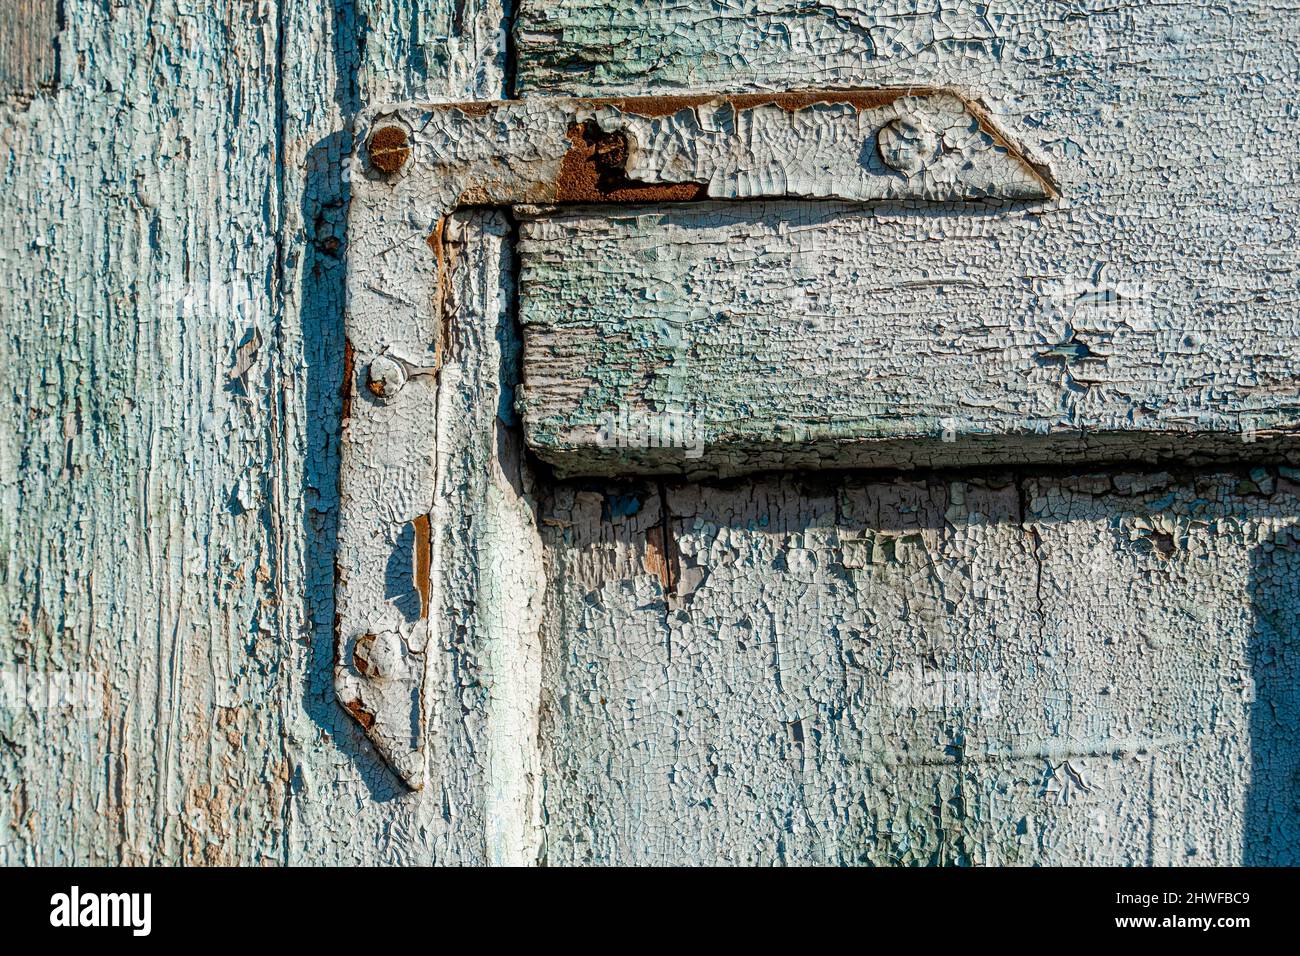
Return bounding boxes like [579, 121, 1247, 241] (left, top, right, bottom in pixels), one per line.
[2, 1, 1297, 866]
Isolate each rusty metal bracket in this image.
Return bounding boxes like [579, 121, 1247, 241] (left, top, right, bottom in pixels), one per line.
[337, 89, 1053, 789]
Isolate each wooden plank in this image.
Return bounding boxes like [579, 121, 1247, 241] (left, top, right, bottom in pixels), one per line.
[517, 202, 1300, 477]
[427, 213, 545, 864]
[0, 0, 287, 864]
[538, 467, 1300, 864]
[520, 0, 1300, 864]
[516, 0, 949, 95]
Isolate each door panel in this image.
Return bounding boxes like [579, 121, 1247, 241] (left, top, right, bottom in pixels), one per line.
[510, 0, 1300, 863]
[516, 1, 1295, 104]
[1, 0, 1292, 869]
[513, 1, 1299, 476]
[538, 470, 1298, 864]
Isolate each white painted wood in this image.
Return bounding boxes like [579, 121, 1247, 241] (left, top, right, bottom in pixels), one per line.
[0, 0, 1295, 868]
[0, 0, 527, 865]
[518, 201, 1299, 477]
[0, 0, 293, 866]
[516, 0, 1300, 863]
[430, 214, 545, 863]
[538, 468, 1299, 864]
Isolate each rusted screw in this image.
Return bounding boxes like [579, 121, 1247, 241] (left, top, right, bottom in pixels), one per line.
[353, 633, 383, 678]
[589, 126, 629, 172]
[366, 354, 408, 401]
[368, 125, 411, 175]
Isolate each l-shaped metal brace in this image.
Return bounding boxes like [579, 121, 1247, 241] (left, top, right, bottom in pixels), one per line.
[337, 89, 1053, 788]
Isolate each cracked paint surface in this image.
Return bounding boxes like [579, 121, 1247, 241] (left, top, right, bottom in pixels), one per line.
[0, 0, 520, 865]
[517, 201, 1300, 477]
[0, 0, 1296, 868]
[515, 0, 1300, 864]
[538, 469, 1300, 864]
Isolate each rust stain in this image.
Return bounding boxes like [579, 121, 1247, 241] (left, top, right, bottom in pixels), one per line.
[368, 125, 410, 175]
[602, 88, 921, 118]
[426, 221, 445, 258]
[341, 338, 355, 422]
[555, 121, 706, 204]
[643, 484, 679, 594]
[353, 633, 378, 677]
[643, 525, 673, 592]
[435, 88, 929, 121]
[412, 513, 432, 619]
[344, 699, 376, 731]
[456, 184, 494, 205]
[597, 93, 719, 119]
[428, 217, 452, 367]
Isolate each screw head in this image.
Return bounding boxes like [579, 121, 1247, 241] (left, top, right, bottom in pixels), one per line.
[877, 116, 938, 177]
[353, 631, 398, 679]
[366, 354, 408, 401]
[368, 125, 411, 175]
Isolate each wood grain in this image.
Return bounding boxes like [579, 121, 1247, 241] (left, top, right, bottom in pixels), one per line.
[519, 0, 1300, 863]
[518, 201, 1300, 477]
[0, 0, 1295, 867]
[538, 468, 1300, 864]
[0, 0, 517, 865]
[0, 0, 58, 97]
